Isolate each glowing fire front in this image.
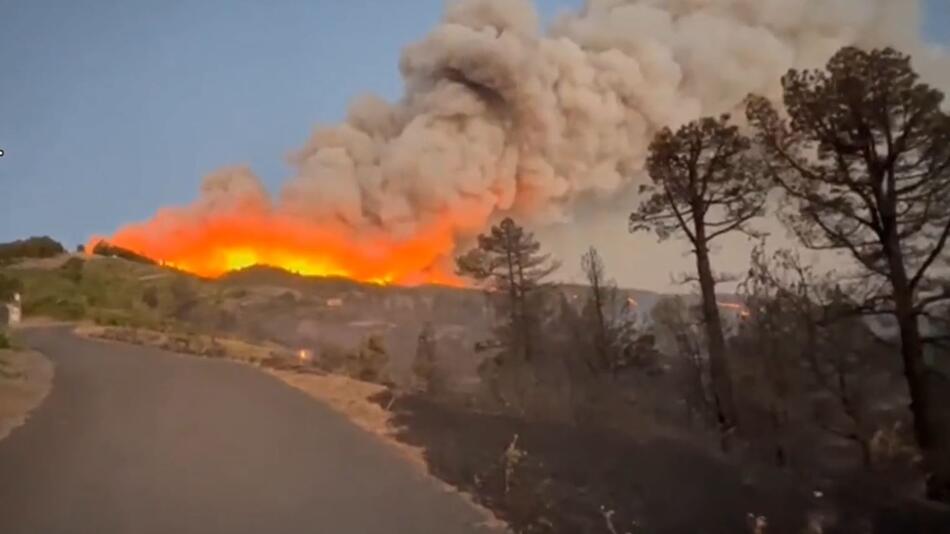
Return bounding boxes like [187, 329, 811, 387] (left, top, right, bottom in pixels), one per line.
[88, 210, 465, 287]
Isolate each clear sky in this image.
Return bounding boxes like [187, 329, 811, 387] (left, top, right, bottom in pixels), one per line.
[1, 0, 948, 251]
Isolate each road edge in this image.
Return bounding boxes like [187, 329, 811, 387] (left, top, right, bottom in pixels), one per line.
[71, 324, 510, 533]
[0, 345, 54, 443]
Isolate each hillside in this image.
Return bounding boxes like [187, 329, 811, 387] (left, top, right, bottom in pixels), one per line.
[2, 254, 748, 392]
[0, 256, 665, 385]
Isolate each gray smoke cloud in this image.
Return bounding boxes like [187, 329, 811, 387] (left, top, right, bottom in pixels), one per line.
[189, 0, 947, 287]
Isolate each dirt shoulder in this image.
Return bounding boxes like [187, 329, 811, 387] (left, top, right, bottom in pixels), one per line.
[0, 348, 54, 442]
[74, 325, 293, 364]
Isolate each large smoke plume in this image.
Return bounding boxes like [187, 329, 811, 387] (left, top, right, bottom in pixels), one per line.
[106, 0, 947, 286]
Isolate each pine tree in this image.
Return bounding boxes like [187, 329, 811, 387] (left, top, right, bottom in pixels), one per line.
[630, 115, 766, 434]
[456, 217, 559, 361]
[748, 46, 950, 501]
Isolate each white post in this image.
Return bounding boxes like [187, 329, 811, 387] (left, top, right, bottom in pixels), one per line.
[8, 293, 21, 325]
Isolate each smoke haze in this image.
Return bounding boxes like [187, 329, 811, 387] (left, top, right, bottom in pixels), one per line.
[102, 0, 948, 289]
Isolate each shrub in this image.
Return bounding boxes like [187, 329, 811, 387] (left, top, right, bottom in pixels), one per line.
[93, 313, 127, 327]
[0, 274, 22, 301]
[168, 277, 197, 319]
[141, 286, 159, 309]
[412, 323, 445, 394]
[23, 296, 85, 320]
[315, 342, 348, 372]
[349, 335, 390, 384]
[60, 257, 85, 284]
[0, 236, 66, 262]
[226, 288, 249, 299]
[0, 331, 10, 349]
[316, 336, 391, 384]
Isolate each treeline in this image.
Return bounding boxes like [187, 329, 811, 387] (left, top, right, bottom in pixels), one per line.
[450, 46, 950, 505]
[90, 241, 157, 265]
[0, 236, 158, 268]
[0, 236, 65, 263]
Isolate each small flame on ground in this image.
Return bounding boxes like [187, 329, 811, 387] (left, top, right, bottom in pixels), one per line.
[718, 301, 751, 319]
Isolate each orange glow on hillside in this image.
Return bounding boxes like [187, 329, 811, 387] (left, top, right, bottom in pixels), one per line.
[88, 209, 467, 287]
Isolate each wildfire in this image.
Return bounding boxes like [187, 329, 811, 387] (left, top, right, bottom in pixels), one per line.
[87, 209, 466, 287]
[718, 301, 751, 319]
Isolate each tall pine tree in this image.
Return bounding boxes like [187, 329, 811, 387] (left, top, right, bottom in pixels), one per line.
[457, 217, 559, 361]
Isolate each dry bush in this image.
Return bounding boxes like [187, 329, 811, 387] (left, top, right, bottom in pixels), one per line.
[411, 322, 446, 394]
[313, 336, 391, 385]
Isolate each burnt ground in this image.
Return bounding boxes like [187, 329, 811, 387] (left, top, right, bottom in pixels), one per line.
[376, 393, 950, 534]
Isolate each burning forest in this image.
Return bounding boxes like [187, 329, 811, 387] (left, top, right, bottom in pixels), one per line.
[87, 0, 949, 286]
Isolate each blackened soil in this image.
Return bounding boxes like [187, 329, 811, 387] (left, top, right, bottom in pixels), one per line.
[377, 393, 950, 534]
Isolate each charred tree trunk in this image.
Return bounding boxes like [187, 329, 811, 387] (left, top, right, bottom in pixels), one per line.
[894, 284, 948, 498]
[516, 259, 532, 362]
[693, 230, 737, 437]
[859, 438, 873, 470]
[591, 280, 610, 372]
[503, 231, 525, 362]
[885, 225, 950, 500]
[770, 409, 788, 468]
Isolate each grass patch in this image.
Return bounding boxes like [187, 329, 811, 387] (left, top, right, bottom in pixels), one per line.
[23, 294, 86, 320]
[1, 256, 220, 329]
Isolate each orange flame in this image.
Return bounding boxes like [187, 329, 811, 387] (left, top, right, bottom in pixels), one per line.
[717, 301, 751, 318]
[88, 208, 470, 287]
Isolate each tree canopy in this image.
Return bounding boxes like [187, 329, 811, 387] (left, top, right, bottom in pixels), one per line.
[0, 236, 65, 262]
[631, 114, 766, 436]
[631, 114, 766, 246]
[456, 217, 559, 361]
[747, 47, 950, 315]
[747, 46, 950, 501]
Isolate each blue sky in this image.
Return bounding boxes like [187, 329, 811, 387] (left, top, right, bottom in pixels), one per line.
[0, 0, 948, 249]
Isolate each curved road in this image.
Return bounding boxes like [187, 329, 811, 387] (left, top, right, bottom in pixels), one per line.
[0, 327, 500, 534]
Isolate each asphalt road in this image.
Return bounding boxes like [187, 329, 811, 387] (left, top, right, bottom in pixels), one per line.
[0, 327, 500, 534]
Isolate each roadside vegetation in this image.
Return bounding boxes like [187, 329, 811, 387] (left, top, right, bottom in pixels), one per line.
[6, 255, 179, 325]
